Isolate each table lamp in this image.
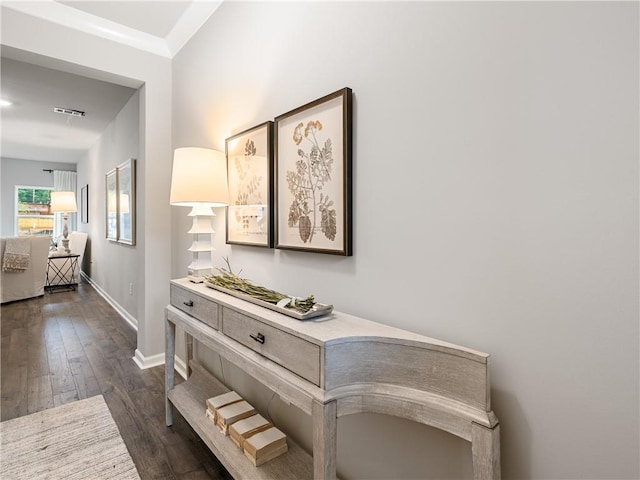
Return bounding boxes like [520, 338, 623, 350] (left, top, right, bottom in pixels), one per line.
[50, 191, 77, 254]
[170, 147, 229, 282]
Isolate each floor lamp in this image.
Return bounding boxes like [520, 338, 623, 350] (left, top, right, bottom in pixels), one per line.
[170, 147, 229, 283]
[50, 191, 77, 254]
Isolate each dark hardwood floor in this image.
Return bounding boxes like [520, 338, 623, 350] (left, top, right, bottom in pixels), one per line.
[1, 282, 232, 480]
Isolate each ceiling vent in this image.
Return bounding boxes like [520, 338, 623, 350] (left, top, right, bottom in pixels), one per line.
[54, 107, 85, 117]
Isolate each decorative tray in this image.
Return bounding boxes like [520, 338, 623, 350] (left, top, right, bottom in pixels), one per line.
[204, 281, 334, 321]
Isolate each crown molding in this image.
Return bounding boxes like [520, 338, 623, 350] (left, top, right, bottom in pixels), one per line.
[166, 1, 222, 57]
[2, 0, 222, 59]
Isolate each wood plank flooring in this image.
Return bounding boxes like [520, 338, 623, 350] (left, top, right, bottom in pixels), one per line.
[1, 283, 232, 480]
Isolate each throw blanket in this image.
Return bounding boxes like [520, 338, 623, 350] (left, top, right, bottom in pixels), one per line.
[2, 237, 30, 272]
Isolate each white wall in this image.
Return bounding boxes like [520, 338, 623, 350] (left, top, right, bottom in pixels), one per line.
[172, 2, 639, 479]
[1, 6, 172, 364]
[0, 158, 75, 236]
[75, 90, 139, 321]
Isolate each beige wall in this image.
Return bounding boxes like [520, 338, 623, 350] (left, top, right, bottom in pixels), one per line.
[172, 2, 639, 478]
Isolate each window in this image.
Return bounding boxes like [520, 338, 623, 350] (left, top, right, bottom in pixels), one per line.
[16, 186, 54, 237]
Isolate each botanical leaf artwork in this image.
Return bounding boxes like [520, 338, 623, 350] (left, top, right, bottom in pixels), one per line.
[286, 121, 337, 243]
[233, 139, 264, 233]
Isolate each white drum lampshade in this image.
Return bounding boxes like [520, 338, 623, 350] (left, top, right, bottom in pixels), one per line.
[170, 147, 228, 207]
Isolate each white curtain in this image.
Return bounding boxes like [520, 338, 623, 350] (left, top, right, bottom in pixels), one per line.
[53, 170, 77, 240]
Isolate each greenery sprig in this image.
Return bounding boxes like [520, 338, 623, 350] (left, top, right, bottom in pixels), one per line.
[205, 258, 316, 314]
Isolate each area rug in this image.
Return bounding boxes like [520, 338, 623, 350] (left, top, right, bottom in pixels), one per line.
[0, 395, 140, 479]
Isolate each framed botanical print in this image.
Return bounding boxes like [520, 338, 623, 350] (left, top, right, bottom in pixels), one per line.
[274, 87, 353, 255]
[225, 121, 274, 247]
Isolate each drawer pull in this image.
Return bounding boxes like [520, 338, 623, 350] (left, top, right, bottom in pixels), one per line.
[183, 300, 194, 307]
[250, 333, 265, 344]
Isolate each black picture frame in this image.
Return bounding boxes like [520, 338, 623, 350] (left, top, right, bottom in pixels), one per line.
[274, 87, 353, 255]
[225, 121, 274, 247]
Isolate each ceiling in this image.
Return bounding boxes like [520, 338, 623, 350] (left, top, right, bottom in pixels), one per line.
[0, 0, 222, 164]
[1, 56, 138, 163]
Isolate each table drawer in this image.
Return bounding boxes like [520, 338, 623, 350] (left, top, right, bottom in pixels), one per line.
[222, 308, 320, 386]
[170, 284, 219, 330]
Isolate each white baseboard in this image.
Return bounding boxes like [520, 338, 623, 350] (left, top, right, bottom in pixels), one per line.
[81, 272, 138, 330]
[175, 355, 188, 380]
[82, 273, 185, 374]
[132, 349, 188, 377]
[133, 349, 165, 369]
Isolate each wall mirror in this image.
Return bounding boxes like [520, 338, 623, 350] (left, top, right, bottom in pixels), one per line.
[105, 168, 118, 241]
[117, 158, 136, 245]
[105, 158, 136, 245]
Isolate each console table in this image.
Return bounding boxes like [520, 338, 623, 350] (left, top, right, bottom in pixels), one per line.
[165, 278, 500, 479]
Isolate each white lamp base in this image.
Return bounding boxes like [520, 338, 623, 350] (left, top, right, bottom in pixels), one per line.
[186, 205, 216, 283]
[187, 265, 212, 283]
[61, 212, 71, 254]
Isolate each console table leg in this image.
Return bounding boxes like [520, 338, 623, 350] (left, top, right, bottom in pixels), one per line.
[165, 316, 176, 427]
[471, 422, 501, 480]
[312, 399, 337, 480]
[184, 332, 193, 378]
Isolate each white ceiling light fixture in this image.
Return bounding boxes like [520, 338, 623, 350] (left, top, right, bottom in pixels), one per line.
[0, 99, 13, 107]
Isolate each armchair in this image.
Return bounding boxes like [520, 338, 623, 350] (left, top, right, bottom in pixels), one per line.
[1, 236, 51, 303]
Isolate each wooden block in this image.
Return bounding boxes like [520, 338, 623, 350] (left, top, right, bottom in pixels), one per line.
[205, 408, 215, 424]
[244, 426, 288, 466]
[206, 391, 242, 412]
[229, 414, 272, 449]
[205, 391, 242, 423]
[215, 400, 256, 435]
[244, 442, 288, 467]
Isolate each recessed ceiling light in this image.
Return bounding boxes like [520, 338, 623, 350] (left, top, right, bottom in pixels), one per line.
[0, 99, 13, 107]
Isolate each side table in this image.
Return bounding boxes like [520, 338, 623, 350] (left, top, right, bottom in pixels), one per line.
[46, 253, 80, 292]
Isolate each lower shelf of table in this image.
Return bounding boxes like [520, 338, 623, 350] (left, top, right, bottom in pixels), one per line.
[167, 362, 314, 480]
[45, 283, 77, 292]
